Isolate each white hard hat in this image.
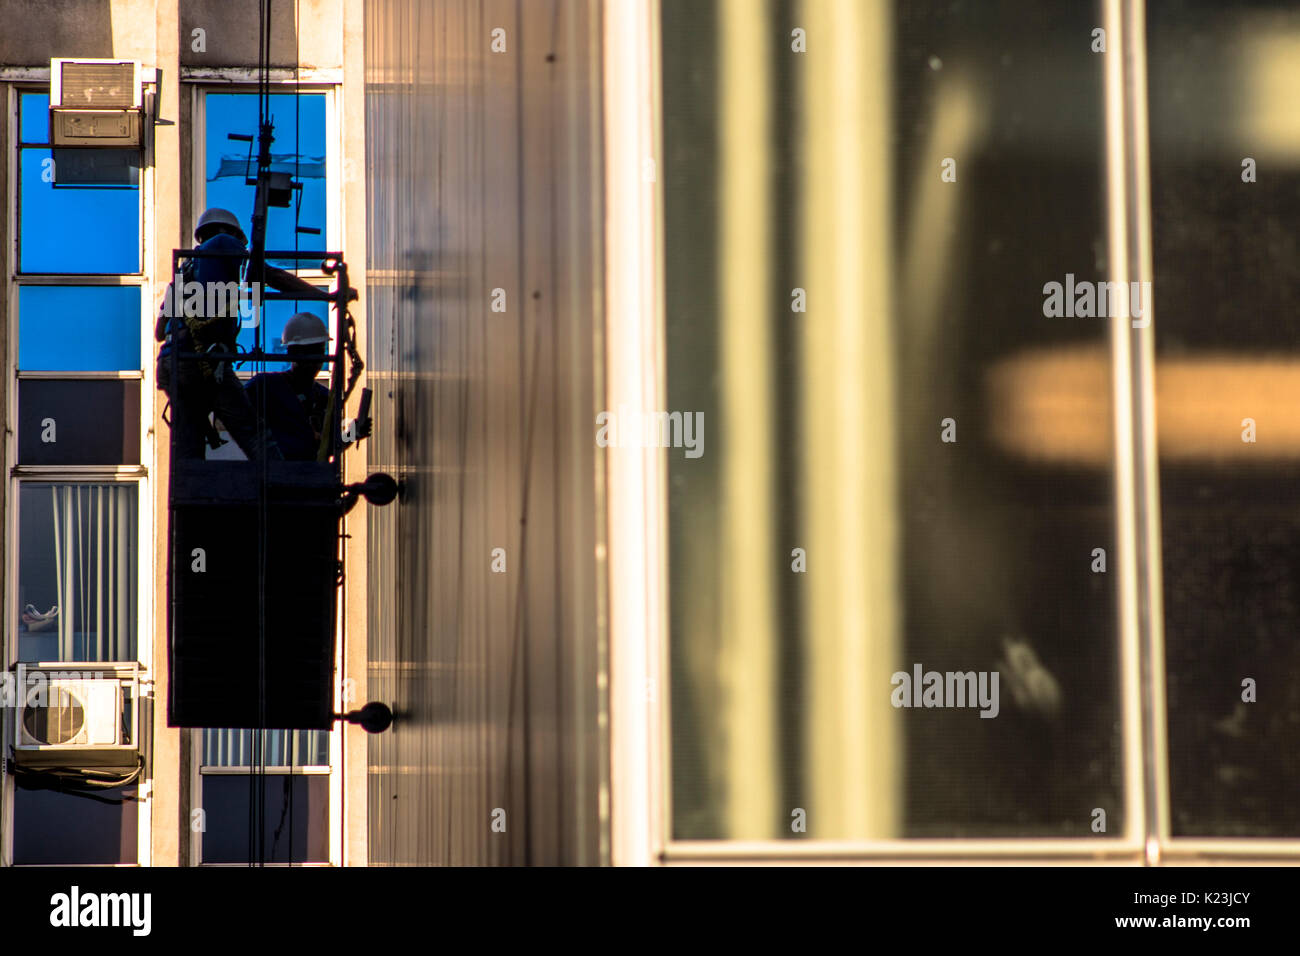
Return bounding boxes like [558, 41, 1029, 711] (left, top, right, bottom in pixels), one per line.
[194, 207, 246, 243]
[281, 312, 329, 347]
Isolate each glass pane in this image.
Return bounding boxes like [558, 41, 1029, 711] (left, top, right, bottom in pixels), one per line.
[202, 728, 331, 768]
[20, 91, 49, 144]
[19, 379, 141, 465]
[204, 92, 328, 267]
[664, 0, 1119, 840]
[19, 148, 140, 273]
[1148, 0, 1300, 837]
[201, 774, 329, 863]
[13, 786, 138, 864]
[18, 483, 138, 662]
[18, 285, 141, 371]
[236, 294, 332, 370]
[51, 147, 141, 187]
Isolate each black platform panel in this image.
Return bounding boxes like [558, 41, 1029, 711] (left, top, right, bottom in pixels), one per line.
[168, 461, 340, 729]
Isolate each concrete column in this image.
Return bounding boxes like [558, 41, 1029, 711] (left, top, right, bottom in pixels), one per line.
[340, 0, 369, 868]
[151, 0, 184, 867]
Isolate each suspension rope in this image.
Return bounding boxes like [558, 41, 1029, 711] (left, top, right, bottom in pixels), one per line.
[251, 0, 273, 869]
[289, 0, 302, 864]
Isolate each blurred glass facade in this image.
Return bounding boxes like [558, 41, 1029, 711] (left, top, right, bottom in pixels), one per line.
[364, 0, 605, 866]
[664, 0, 1121, 841]
[1148, 0, 1300, 837]
[353, 0, 1300, 861]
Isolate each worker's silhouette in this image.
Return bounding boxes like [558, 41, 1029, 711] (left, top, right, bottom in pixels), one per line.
[245, 312, 369, 460]
[155, 208, 321, 461]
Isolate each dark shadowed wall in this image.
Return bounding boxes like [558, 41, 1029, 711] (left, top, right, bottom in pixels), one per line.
[363, 0, 606, 866]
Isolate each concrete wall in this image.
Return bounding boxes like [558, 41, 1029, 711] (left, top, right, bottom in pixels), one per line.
[0, 0, 156, 64]
[181, 0, 342, 68]
[364, 0, 606, 866]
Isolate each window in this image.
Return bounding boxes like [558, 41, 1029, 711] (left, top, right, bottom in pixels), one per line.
[16, 483, 139, 663]
[200, 91, 330, 269]
[198, 729, 331, 864]
[18, 380, 141, 465]
[6, 86, 148, 865]
[12, 787, 139, 865]
[194, 89, 337, 451]
[663, 0, 1119, 844]
[236, 292, 333, 375]
[18, 92, 141, 275]
[1147, 0, 1300, 839]
[655, 0, 1300, 862]
[191, 86, 341, 861]
[18, 286, 142, 371]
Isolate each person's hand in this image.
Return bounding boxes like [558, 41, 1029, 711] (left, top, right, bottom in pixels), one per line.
[343, 416, 372, 443]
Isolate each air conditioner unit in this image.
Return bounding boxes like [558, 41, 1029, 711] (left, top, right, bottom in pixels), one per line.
[12, 664, 139, 767]
[49, 58, 143, 147]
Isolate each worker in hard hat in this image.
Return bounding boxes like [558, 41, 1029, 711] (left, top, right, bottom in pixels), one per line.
[154, 208, 325, 460]
[244, 312, 371, 461]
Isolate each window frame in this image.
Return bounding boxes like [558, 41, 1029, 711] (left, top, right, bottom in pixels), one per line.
[612, 0, 1300, 866]
[193, 729, 332, 866]
[185, 79, 345, 868]
[2, 78, 154, 868]
[15, 89, 145, 278]
[8, 475, 148, 668]
[15, 281, 146, 374]
[192, 738, 334, 867]
[191, 84, 340, 286]
[193, 763, 334, 867]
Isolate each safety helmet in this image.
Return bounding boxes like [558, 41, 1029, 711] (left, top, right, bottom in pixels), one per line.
[194, 207, 246, 244]
[281, 312, 329, 348]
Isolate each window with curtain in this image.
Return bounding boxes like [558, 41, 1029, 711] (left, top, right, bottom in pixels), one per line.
[202, 728, 330, 767]
[9, 88, 146, 865]
[17, 483, 138, 663]
[185, 88, 337, 864]
[199, 728, 330, 864]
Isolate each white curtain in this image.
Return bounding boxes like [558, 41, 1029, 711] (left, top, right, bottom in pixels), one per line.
[203, 729, 330, 768]
[49, 483, 137, 661]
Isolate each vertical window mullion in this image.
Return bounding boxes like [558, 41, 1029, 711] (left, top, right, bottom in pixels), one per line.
[1124, 0, 1170, 857]
[1103, 0, 1168, 863]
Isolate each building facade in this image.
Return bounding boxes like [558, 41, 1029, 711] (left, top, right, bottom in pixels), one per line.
[0, 0, 370, 866]
[3, 0, 1300, 867]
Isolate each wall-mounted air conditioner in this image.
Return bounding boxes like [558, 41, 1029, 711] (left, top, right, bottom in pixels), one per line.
[11, 664, 140, 767]
[49, 58, 143, 147]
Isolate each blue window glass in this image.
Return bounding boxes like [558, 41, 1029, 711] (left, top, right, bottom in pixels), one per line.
[19, 92, 140, 273]
[236, 294, 332, 371]
[19, 150, 141, 273]
[205, 93, 327, 268]
[19, 91, 50, 143]
[19, 286, 141, 371]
